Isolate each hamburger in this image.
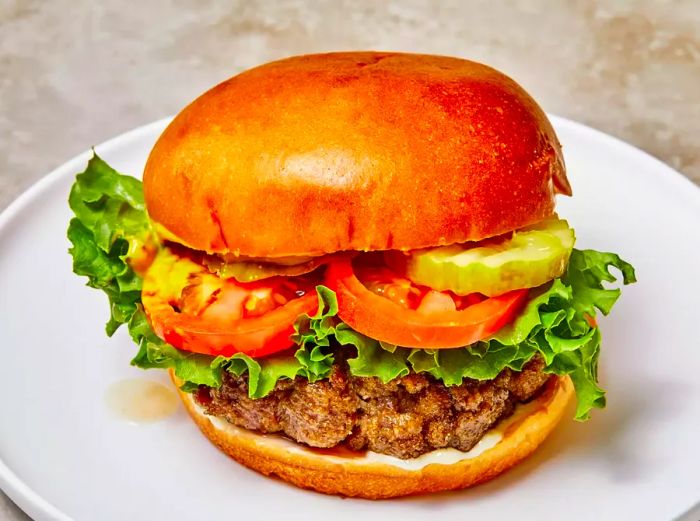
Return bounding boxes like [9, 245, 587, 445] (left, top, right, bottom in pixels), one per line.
[67, 52, 635, 498]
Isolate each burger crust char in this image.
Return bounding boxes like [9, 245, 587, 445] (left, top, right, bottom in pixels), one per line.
[197, 357, 552, 459]
[144, 52, 570, 258]
[175, 373, 574, 499]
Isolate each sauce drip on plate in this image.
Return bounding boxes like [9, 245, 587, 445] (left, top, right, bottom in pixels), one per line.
[104, 378, 179, 423]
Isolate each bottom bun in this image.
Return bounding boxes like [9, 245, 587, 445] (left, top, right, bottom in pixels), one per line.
[172, 371, 573, 499]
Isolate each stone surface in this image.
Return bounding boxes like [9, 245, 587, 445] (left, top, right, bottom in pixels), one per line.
[1, 0, 699, 519]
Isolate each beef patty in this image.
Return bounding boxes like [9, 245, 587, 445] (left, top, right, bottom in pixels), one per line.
[195, 357, 551, 459]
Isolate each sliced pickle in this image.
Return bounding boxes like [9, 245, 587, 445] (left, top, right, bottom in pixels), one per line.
[405, 218, 575, 296]
[203, 255, 326, 282]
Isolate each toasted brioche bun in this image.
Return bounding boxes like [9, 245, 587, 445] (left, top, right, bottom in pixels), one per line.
[172, 371, 573, 499]
[144, 52, 570, 258]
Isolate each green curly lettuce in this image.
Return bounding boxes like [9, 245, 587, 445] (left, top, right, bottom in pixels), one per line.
[67, 155, 636, 420]
[67, 154, 149, 335]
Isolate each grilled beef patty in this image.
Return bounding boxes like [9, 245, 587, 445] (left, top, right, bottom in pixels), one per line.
[194, 357, 551, 459]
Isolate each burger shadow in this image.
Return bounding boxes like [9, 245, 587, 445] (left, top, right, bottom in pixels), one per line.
[397, 376, 691, 508]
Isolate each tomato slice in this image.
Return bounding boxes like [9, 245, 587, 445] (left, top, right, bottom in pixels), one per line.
[142, 248, 318, 357]
[325, 258, 527, 348]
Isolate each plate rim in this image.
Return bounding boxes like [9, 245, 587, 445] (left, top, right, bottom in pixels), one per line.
[1, 114, 698, 521]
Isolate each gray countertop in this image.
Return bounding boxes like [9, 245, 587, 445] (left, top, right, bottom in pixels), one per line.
[2, 1, 699, 519]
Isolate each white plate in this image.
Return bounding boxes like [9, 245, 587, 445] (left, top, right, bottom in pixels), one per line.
[1, 116, 699, 521]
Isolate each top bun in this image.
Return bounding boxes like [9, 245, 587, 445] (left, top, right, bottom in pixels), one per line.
[143, 52, 570, 258]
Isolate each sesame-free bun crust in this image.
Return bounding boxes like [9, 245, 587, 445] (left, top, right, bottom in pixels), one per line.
[145, 52, 570, 258]
[173, 372, 573, 499]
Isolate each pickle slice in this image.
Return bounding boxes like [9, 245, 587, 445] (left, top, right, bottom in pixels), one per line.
[203, 257, 321, 282]
[203, 254, 330, 282]
[406, 218, 575, 296]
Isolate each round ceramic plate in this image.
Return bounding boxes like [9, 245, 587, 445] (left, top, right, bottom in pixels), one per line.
[1, 117, 699, 521]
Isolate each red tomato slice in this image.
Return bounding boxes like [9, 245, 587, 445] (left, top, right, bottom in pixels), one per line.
[325, 258, 527, 348]
[142, 251, 318, 358]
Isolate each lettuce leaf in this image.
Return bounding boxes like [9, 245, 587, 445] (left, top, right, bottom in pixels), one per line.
[67, 155, 636, 420]
[68, 154, 151, 336]
[223, 354, 302, 399]
[291, 286, 337, 381]
[67, 154, 150, 335]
